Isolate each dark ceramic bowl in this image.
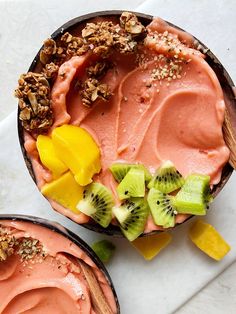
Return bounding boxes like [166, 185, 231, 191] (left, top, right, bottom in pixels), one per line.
[0, 214, 120, 312]
[17, 11, 235, 237]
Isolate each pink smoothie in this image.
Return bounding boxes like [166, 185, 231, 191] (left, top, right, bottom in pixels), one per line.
[0, 220, 117, 313]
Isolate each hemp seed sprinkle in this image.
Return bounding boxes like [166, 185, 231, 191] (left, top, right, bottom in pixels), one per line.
[0, 225, 46, 262]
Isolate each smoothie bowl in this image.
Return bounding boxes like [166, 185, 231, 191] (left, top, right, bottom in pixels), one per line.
[0, 215, 119, 313]
[16, 11, 235, 241]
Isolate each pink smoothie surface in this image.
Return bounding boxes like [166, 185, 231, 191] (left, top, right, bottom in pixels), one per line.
[0, 220, 117, 314]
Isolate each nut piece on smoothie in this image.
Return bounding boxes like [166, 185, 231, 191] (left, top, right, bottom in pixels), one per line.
[16, 11, 231, 237]
[0, 219, 118, 313]
[189, 220, 231, 261]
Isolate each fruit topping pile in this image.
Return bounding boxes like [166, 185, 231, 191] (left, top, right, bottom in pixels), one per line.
[37, 126, 213, 241]
[109, 160, 212, 240]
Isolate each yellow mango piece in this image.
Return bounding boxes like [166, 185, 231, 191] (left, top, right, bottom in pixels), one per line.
[131, 233, 172, 260]
[52, 125, 101, 186]
[36, 135, 68, 178]
[41, 171, 84, 213]
[189, 220, 231, 261]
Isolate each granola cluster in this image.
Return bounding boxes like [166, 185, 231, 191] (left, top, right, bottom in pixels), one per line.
[40, 34, 89, 67]
[16, 12, 147, 131]
[120, 11, 146, 35]
[15, 72, 53, 133]
[80, 78, 112, 106]
[81, 12, 145, 57]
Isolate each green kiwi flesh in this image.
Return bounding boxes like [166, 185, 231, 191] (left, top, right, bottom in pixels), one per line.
[148, 160, 184, 193]
[172, 174, 211, 215]
[117, 168, 145, 200]
[91, 240, 115, 263]
[112, 198, 149, 241]
[109, 162, 152, 183]
[76, 183, 114, 227]
[147, 188, 177, 228]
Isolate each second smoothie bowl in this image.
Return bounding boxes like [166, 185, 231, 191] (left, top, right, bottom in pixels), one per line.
[16, 11, 235, 240]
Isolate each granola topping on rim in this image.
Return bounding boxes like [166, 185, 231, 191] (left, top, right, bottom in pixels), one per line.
[16, 12, 200, 131]
[81, 19, 142, 57]
[15, 72, 53, 133]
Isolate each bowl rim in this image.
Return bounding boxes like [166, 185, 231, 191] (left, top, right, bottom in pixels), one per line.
[0, 213, 120, 312]
[17, 10, 235, 237]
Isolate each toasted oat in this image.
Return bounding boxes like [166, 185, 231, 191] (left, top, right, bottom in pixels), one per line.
[15, 72, 53, 133]
[120, 12, 146, 35]
[80, 78, 112, 106]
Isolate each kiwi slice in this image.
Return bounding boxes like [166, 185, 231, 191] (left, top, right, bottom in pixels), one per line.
[148, 160, 184, 193]
[112, 198, 149, 241]
[172, 174, 211, 215]
[76, 183, 114, 227]
[147, 188, 177, 228]
[91, 240, 115, 263]
[117, 168, 145, 200]
[109, 163, 152, 183]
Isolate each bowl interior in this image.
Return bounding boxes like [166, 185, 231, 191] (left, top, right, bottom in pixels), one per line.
[0, 214, 120, 311]
[17, 10, 235, 236]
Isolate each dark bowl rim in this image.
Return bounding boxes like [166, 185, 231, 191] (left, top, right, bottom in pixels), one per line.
[0, 214, 120, 312]
[17, 10, 235, 237]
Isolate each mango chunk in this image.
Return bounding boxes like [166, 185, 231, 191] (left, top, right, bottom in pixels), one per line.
[41, 171, 84, 213]
[131, 233, 172, 260]
[52, 125, 101, 186]
[36, 135, 68, 178]
[189, 220, 231, 261]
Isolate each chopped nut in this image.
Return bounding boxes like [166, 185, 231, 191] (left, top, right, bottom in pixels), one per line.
[80, 78, 112, 106]
[15, 72, 53, 133]
[120, 12, 146, 35]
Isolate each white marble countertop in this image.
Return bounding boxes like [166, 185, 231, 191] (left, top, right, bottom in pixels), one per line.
[0, 0, 236, 313]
